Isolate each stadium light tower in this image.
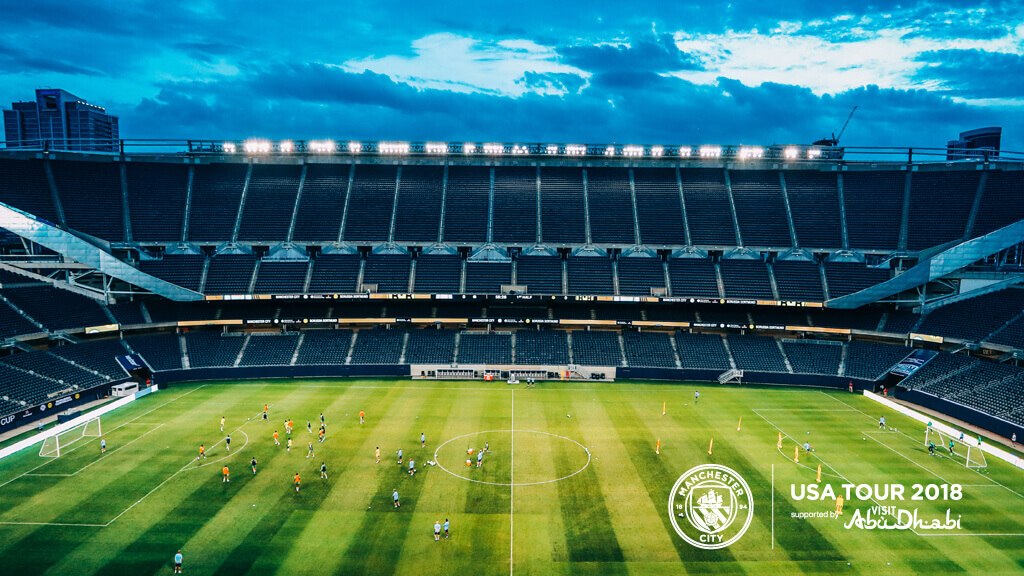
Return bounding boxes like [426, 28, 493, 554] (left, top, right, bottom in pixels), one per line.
[604, 145, 616, 157]
[807, 148, 822, 159]
[222, 142, 237, 153]
[546, 144, 559, 155]
[739, 146, 763, 159]
[347, 141, 361, 154]
[244, 139, 271, 154]
[483, 143, 503, 155]
[679, 146, 691, 158]
[512, 144, 529, 155]
[566, 144, 585, 156]
[380, 142, 410, 155]
[463, 143, 476, 154]
[783, 147, 798, 159]
[651, 146, 664, 157]
[310, 140, 335, 153]
[426, 142, 447, 154]
[279, 140, 294, 153]
[623, 145, 643, 157]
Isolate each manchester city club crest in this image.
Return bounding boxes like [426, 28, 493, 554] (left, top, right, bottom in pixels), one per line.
[668, 464, 754, 549]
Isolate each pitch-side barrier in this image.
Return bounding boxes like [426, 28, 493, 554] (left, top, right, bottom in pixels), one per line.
[0, 385, 158, 461]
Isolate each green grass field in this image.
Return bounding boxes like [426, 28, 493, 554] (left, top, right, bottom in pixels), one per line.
[1, 378, 1022, 575]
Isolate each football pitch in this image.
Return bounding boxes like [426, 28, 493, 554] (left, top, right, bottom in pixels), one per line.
[1, 378, 1023, 576]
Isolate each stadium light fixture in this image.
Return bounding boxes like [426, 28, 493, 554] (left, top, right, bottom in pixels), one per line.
[699, 145, 721, 158]
[463, 143, 476, 154]
[380, 142, 410, 155]
[807, 148, 822, 159]
[483, 143, 504, 155]
[739, 146, 763, 159]
[222, 142, 237, 153]
[604, 146, 616, 157]
[566, 144, 586, 156]
[279, 140, 294, 153]
[347, 141, 361, 154]
[244, 139, 271, 154]
[623, 145, 643, 157]
[679, 147, 692, 158]
[310, 140, 335, 153]
[546, 144, 559, 155]
[783, 147, 798, 159]
[426, 142, 447, 155]
[512, 144, 529, 155]
[651, 146, 664, 157]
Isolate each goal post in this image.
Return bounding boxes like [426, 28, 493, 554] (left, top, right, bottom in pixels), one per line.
[925, 427, 987, 468]
[37, 416, 102, 458]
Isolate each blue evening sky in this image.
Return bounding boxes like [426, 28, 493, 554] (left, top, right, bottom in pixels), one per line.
[1, 0, 1021, 151]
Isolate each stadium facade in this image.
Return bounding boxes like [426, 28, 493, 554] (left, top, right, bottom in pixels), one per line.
[0, 141, 1021, 443]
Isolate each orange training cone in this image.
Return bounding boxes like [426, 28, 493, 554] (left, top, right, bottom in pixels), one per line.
[737, 417, 742, 431]
[816, 464, 822, 483]
[794, 446, 800, 463]
[708, 438, 714, 455]
[662, 402, 666, 416]
[656, 438, 661, 455]
[777, 433, 783, 449]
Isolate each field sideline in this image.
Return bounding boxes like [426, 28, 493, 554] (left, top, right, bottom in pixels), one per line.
[0, 378, 1022, 576]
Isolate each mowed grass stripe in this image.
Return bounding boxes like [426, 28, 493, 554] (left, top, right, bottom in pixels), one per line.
[213, 384, 398, 575]
[603, 396, 749, 574]
[335, 386, 461, 576]
[543, 396, 625, 566]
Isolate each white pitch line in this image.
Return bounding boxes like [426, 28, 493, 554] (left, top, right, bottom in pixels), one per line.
[510, 389, 514, 576]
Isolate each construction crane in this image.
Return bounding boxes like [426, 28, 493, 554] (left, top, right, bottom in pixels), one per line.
[813, 106, 858, 146]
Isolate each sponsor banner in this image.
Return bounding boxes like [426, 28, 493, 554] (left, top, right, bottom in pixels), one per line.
[178, 319, 243, 327]
[116, 353, 149, 373]
[910, 333, 944, 344]
[84, 323, 119, 334]
[890, 349, 938, 377]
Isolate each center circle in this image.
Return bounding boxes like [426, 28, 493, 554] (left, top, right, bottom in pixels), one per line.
[433, 430, 591, 486]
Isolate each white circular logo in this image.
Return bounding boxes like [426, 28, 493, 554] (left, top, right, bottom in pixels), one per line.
[668, 464, 754, 549]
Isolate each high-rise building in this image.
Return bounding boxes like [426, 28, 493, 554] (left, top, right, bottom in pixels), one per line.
[3, 89, 119, 152]
[947, 127, 1001, 161]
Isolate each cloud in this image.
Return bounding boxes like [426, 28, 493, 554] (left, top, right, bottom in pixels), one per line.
[560, 34, 701, 73]
[344, 32, 590, 97]
[0, 40, 104, 77]
[915, 49, 1024, 99]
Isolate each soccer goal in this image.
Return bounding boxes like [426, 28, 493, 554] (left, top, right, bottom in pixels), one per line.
[39, 416, 102, 458]
[925, 427, 987, 468]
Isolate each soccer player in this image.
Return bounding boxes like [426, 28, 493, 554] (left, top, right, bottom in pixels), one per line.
[174, 550, 183, 574]
[443, 518, 450, 539]
[221, 416, 226, 432]
[320, 462, 328, 479]
[421, 432, 426, 448]
[959, 430, 965, 442]
[476, 449, 483, 468]
[100, 438, 106, 454]
[485, 442, 490, 453]
[397, 448, 403, 464]
[307, 442, 315, 459]
[198, 444, 206, 460]
[375, 447, 381, 464]
[803, 442, 813, 452]
[409, 460, 416, 476]
[287, 438, 293, 452]
[273, 431, 280, 445]
[694, 391, 700, 404]
[320, 413, 325, 425]
[318, 428, 325, 443]
[359, 410, 365, 424]
[294, 472, 301, 492]
[262, 405, 268, 421]
[222, 465, 230, 483]
[288, 419, 294, 434]
[879, 416, 886, 430]
[307, 420, 312, 434]
[1013, 433, 1017, 448]
[393, 488, 400, 508]
[950, 439, 956, 456]
[251, 456, 258, 475]
[928, 442, 936, 456]
[434, 520, 441, 541]
[225, 435, 231, 452]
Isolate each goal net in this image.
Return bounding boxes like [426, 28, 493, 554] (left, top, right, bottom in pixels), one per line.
[925, 427, 987, 469]
[39, 416, 102, 458]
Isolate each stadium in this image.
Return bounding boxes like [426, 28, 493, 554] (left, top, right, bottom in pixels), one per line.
[0, 137, 1023, 575]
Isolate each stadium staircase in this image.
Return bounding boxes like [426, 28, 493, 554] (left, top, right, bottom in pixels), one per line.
[718, 369, 744, 384]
